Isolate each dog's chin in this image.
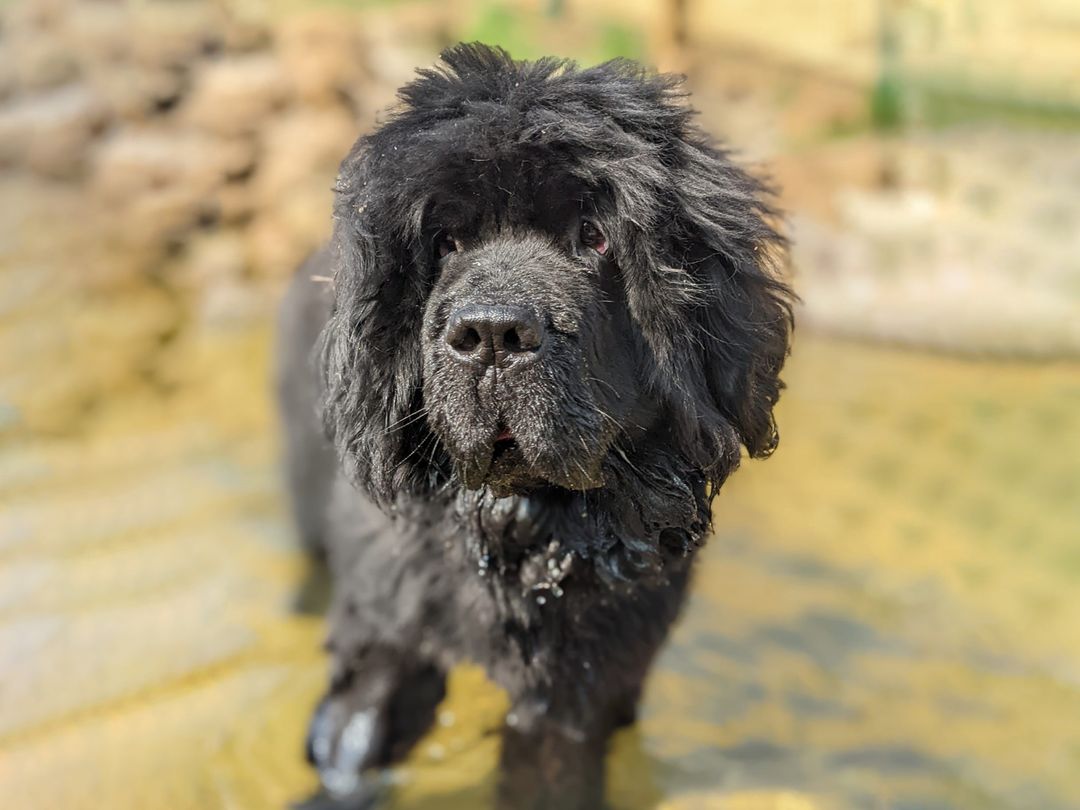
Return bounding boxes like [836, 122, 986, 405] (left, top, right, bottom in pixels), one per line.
[452, 436, 607, 497]
[483, 439, 546, 497]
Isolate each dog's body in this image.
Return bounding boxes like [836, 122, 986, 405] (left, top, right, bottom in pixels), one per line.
[278, 45, 791, 809]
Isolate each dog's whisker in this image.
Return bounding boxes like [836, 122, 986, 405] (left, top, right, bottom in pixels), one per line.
[585, 375, 619, 396]
[383, 415, 426, 436]
[383, 407, 430, 434]
[424, 429, 444, 473]
[590, 399, 645, 434]
[611, 442, 645, 478]
[390, 429, 439, 474]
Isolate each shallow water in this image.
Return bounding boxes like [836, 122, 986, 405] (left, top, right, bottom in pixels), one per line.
[1, 186, 1079, 809]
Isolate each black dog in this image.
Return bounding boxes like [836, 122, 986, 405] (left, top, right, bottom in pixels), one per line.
[278, 43, 792, 809]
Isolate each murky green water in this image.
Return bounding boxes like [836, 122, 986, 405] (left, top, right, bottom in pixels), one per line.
[1, 181, 1078, 810]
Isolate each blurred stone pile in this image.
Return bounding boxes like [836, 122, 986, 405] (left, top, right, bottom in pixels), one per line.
[0, 0, 417, 324]
[788, 130, 1080, 358]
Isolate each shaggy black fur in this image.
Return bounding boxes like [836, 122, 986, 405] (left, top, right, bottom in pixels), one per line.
[277, 43, 792, 809]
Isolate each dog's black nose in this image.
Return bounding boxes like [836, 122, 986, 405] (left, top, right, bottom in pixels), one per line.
[445, 304, 545, 366]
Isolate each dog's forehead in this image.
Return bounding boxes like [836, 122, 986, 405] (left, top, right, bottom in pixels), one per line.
[424, 146, 594, 234]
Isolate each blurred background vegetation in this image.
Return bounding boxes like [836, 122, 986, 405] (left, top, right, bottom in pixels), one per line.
[0, 2, 1078, 809]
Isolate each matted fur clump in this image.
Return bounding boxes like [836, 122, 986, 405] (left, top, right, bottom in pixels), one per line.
[278, 43, 792, 809]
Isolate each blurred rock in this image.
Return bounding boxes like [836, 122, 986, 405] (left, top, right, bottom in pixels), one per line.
[246, 207, 326, 281]
[0, 0, 401, 302]
[92, 129, 256, 250]
[127, 1, 226, 69]
[181, 230, 248, 288]
[87, 66, 187, 122]
[214, 182, 257, 226]
[92, 128, 255, 200]
[179, 230, 273, 327]
[0, 32, 80, 92]
[183, 55, 289, 137]
[276, 12, 369, 107]
[197, 276, 268, 327]
[0, 47, 14, 101]
[1, 0, 69, 35]
[0, 84, 108, 178]
[236, 107, 355, 278]
[222, 16, 273, 55]
[58, 1, 132, 66]
[362, 10, 442, 91]
[254, 107, 356, 205]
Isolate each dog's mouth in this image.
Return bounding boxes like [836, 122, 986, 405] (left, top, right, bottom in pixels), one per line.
[435, 392, 611, 494]
[477, 424, 541, 495]
[452, 421, 539, 493]
[492, 425, 516, 460]
[489, 425, 523, 472]
[454, 425, 605, 495]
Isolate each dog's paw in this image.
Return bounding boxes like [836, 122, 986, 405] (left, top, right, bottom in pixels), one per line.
[291, 784, 381, 810]
[306, 693, 386, 799]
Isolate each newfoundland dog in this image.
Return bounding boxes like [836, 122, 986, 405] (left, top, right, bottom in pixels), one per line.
[278, 43, 792, 809]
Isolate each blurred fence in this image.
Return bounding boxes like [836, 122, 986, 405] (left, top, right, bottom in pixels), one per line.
[687, 0, 1080, 117]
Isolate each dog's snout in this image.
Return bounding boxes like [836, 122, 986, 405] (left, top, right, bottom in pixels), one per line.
[445, 304, 544, 366]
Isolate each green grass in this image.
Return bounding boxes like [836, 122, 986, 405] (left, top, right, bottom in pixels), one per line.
[868, 69, 1080, 133]
[915, 79, 1080, 130]
[462, 1, 644, 65]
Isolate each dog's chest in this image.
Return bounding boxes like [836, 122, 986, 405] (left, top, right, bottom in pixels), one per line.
[424, 497, 602, 669]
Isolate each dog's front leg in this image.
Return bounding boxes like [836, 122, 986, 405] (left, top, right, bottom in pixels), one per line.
[494, 695, 617, 810]
[304, 582, 447, 807]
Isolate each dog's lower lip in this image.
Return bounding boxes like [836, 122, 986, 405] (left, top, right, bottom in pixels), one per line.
[492, 436, 516, 461]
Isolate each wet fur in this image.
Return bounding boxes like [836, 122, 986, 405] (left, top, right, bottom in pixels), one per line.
[278, 44, 792, 809]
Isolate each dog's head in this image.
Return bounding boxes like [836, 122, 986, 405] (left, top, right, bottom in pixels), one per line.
[321, 44, 792, 507]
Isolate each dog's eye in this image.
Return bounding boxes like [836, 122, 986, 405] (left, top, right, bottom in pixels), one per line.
[436, 233, 458, 260]
[580, 220, 608, 255]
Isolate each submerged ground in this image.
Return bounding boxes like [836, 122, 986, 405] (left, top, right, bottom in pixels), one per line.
[1, 175, 1079, 810]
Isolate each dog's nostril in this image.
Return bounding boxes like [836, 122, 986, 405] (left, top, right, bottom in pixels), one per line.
[458, 327, 481, 352]
[446, 320, 484, 355]
[503, 328, 521, 352]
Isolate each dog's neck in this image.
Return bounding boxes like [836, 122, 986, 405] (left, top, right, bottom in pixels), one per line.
[448, 439, 713, 590]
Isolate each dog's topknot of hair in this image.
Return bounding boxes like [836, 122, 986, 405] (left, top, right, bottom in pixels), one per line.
[386, 43, 693, 149]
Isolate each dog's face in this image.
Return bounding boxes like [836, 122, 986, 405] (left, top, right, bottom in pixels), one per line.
[421, 179, 650, 495]
[321, 45, 792, 505]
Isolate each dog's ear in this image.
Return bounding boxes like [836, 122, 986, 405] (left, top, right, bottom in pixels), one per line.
[318, 140, 433, 503]
[683, 139, 792, 461]
[617, 134, 793, 484]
